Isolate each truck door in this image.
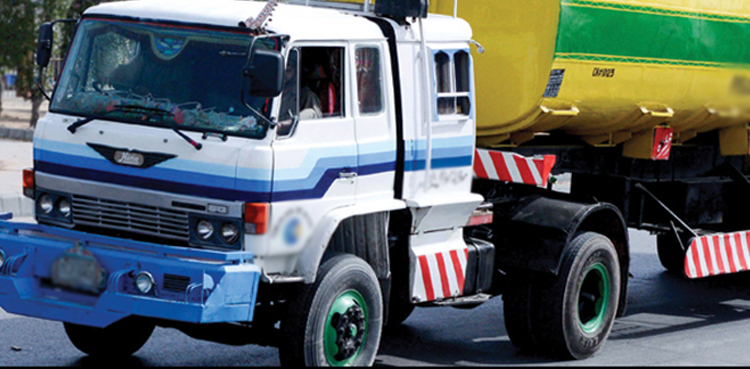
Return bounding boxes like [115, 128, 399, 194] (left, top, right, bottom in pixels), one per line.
[271, 46, 355, 205]
[351, 43, 397, 203]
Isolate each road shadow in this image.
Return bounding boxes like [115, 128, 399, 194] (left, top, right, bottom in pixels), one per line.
[377, 323, 560, 366]
[70, 355, 149, 367]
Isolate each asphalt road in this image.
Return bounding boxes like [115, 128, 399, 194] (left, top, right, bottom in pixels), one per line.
[4, 229, 750, 366]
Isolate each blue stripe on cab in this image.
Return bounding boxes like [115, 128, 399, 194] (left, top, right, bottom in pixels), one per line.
[35, 159, 273, 203]
[403, 136, 474, 172]
[34, 136, 472, 203]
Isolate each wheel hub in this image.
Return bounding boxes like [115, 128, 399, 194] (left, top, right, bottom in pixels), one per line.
[330, 304, 366, 361]
[578, 262, 611, 333]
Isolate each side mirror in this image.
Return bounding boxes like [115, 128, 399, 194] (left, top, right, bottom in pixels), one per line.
[36, 23, 54, 68]
[243, 49, 284, 98]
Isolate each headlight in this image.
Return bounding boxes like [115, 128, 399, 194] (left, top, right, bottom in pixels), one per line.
[220, 223, 239, 244]
[57, 197, 72, 218]
[38, 194, 53, 214]
[0, 250, 5, 269]
[196, 220, 214, 240]
[135, 271, 155, 294]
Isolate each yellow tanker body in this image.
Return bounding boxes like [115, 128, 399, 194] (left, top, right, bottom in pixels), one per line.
[430, 0, 750, 156]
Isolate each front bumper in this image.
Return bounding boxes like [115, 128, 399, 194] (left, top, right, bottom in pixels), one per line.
[0, 213, 261, 328]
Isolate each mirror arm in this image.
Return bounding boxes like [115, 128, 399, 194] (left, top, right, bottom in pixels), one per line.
[37, 66, 51, 101]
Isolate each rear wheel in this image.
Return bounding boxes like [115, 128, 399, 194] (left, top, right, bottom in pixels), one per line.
[656, 233, 687, 275]
[536, 232, 621, 359]
[64, 316, 154, 357]
[279, 254, 383, 367]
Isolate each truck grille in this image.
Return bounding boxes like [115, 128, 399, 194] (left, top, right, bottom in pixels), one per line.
[71, 195, 190, 242]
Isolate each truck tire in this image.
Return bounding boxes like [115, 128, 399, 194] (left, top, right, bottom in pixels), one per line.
[656, 233, 686, 275]
[279, 254, 383, 367]
[63, 316, 154, 357]
[536, 232, 620, 360]
[502, 276, 539, 352]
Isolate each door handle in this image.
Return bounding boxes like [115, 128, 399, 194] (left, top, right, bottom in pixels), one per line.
[339, 172, 357, 179]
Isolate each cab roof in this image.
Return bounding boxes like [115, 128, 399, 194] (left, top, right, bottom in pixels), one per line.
[84, 0, 384, 41]
[84, 0, 471, 43]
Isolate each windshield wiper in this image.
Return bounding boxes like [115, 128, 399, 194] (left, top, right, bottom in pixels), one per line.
[68, 104, 171, 133]
[67, 105, 126, 133]
[67, 104, 202, 150]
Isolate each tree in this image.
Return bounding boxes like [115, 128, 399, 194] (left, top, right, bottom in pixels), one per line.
[0, 0, 110, 127]
[0, 0, 36, 116]
[0, 72, 4, 114]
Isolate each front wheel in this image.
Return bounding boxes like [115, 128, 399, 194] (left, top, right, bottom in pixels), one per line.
[536, 232, 621, 360]
[64, 316, 155, 357]
[279, 254, 383, 367]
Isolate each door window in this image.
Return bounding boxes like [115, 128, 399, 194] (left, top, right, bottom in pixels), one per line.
[277, 46, 345, 136]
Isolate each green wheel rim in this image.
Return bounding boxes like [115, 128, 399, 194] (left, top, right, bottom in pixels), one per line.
[577, 262, 611, 334]
[324, 289, 368, 366]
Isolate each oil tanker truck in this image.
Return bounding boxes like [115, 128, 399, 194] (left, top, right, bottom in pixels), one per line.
[0, 0, 749, 365]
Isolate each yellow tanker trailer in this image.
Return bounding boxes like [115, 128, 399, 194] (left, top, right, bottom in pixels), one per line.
[431, 0, 750, 157]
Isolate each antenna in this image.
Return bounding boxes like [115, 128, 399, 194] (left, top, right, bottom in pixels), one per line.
[243, 0, 279, 32]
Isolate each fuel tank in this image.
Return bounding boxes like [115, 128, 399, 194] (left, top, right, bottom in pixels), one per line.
[430, 0, 750, 150]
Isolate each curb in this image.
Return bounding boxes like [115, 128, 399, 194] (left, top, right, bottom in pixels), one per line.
[0, 195, 34, 218]
[0, 127, 33, 142]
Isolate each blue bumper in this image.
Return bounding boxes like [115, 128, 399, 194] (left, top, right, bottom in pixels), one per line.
[0, 213, 261, 328]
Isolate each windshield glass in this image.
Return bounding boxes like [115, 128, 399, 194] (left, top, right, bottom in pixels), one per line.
[51, 18, 279, 139]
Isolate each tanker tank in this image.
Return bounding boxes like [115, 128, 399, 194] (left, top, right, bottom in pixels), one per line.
[430, 0, 750, 157]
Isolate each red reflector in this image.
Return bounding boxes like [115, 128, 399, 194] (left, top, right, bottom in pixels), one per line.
[652, 127, 674, 160]
[469, 213, 493, 226]
[22, 169, 34, 189]
[467, 210, 493, 226]
[22, 168, 35, 199]
[244, 203, 269, 235]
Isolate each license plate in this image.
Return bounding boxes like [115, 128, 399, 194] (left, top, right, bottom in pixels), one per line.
[50, 243, 107, 294]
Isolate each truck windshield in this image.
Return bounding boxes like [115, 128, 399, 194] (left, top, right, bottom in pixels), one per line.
[51, 18, 276, 139]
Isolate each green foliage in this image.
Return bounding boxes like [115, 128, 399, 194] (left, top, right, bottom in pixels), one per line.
[0, 1, 37, 78]
[61, 0, 108, 52]
[0, 0, 111, 99]
[0, 0, 114, 125]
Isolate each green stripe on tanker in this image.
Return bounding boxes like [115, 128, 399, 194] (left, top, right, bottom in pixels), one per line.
[557, 1, 750, 67]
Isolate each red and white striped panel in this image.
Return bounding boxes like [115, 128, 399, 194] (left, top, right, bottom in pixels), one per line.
[685, 231, 750, 279]
[474, 149, 557, 187]
[413, 246, 469, 303]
